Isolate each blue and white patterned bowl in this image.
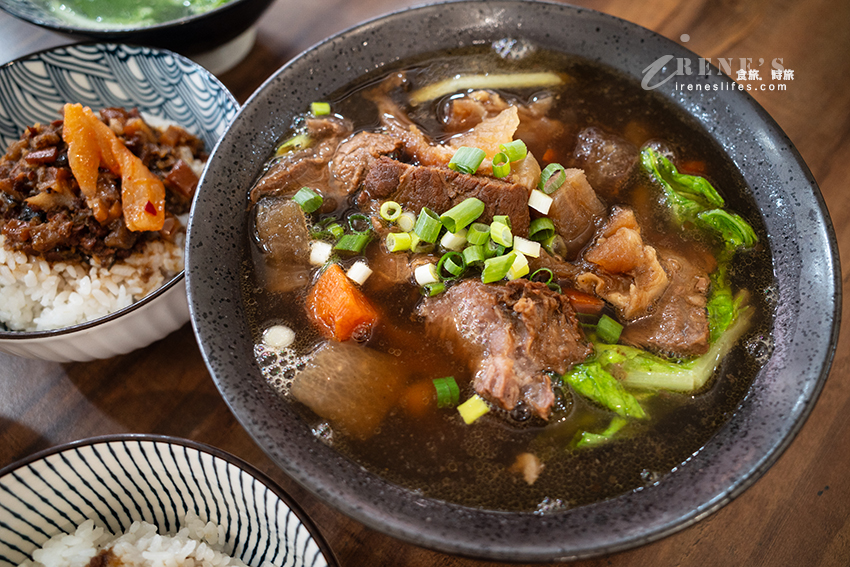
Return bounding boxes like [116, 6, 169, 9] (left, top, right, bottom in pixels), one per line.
[0, 42, 238, 362]
[0, 435, 337, 567]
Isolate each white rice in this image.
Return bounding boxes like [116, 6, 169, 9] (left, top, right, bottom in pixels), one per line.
[0, 233, 183, 332]
[19, 513, 260, 567]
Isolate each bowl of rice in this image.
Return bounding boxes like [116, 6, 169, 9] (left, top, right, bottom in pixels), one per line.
[0, 434, 338, 567]
[0, 42, 238, 361]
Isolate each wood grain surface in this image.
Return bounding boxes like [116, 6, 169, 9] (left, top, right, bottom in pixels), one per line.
[1, 1, 848, 565]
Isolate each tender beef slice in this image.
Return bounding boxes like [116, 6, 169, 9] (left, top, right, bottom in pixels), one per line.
[620, 247, 716, 357]
[418, 279, 591, 419]
[249, 116, 353, 204]
[331, 131, 402, 194]
[546, 168, 607, 259]
[577, 207, 669, 320]
[360, 156, 531, 236]
[573, 126, 637, 199]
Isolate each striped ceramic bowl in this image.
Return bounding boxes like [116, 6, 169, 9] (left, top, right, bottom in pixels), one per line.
[0, 435, 337, 567]
[0, 42, 238, 361]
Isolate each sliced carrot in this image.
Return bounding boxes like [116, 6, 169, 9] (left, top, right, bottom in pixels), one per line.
[306, 263, 379, 341]
[542, 148, 557, 163]
[83, 107, 165, 232]
[677, 159, 707, 176]
[399, 380, 437, 418]
[562, 287, 605, 315]
[62, 103, 103, 218]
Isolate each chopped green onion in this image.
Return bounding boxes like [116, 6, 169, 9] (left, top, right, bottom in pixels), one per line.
[420, 281, 446, 296]
[448, 146, 486, 175]
[462, 245, 486, 265]
[310, 240, 333, 266]
[440, 197, 485, 233]
[334, 232, 372, 254]
[414, 262, 440, 286]
[409, 233, 436, 254]
[413, 207, 443, 243]
[507, 251, 530, 280]
[385, 231, 412, 252]
[293, 187, 323, 213]
[346, 260, 372, 285]
[499, 139, 528, 162]
[596, 314, 623, 344]
[539, 163, 567, 194]
[458, 394, 490, 424]
[466, 222, 491, 245]
[490, 221, 513, 247]
[327, 222, 344, 239]
[275, 133, 310, 156]
[397, 211, 416, 232]
[528, 189, 553, 214]
[433, 376, 460, 408]
[542, 234, 567, 258]
[484, 238, 506, 259]
[310, 101, 331, 115]
[492, 152, 510, 178]
[512, 236, 541, 258]
[380, 201, 403, 222]
[437, 251, 466, 280]
[347, 213, 371, 232]
[482, 251, 516, 283]
[440, 228, 468, 251]
[530, 268, 554, 285]
[528, 217, 555, 242]
[493, 214, 511, 229]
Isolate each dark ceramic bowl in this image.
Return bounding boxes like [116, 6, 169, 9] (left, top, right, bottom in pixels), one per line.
[0, 0, 274, 56]
[186, 0, 840, 561]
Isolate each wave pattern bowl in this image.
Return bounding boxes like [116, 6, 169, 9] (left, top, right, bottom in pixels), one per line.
[0, 435, 337, 567]
[0, 42, 238, 361]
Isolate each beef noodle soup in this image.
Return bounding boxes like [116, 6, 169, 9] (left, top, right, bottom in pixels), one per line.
[243, 44, 774, 512]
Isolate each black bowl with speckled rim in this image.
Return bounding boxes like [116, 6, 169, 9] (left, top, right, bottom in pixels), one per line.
[186, 0, 840, 561]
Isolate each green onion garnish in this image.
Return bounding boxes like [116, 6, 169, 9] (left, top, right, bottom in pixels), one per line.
[530, 268, 555, 285]
[440, 197, 485, 233]
[420, 282, 446, 297]
[481, 251, 516, 283]
[293, 187, 323, 213]
[310, 101, 331, 115]
[484, 238, 506, 259]
[437, 251, 466, 280]
[385, 231, 412, 252]
[380, 201, 403, 222]
[539, 163, 567, 194]
[462, 245, 486, 266]
[528, 217, 555, 242]
[466, 222, 491, 245]
[499, 139, 528, 162]
[275, 133, 310, 156]
[507, 251, 530, 280]
[347, 213, 371, 232]
[413, 207, 442, 243]
[397, 211, 416, 232]
[490, 220, 513, 247]
[433, 376, 460, 408]
[410, 233, 436, 254]
[492, 214, 511, 229]
[596, 314, 623, 344]
[448, 146, 486, 175]
[492, 152, 510, 178]
[334, 232, 372, 254]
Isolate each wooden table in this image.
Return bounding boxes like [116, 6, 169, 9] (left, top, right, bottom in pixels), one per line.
[1, 0, 847, 565]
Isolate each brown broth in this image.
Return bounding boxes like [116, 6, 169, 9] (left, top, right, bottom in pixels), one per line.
[243, 46, 775, 512]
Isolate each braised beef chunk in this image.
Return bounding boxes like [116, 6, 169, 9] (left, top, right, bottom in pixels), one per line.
[620, 248, 716, 357]
[250, 116, 353, 205]
[572, 126, 637, 198]
[418, 279, 591, 419]
[331, 131, 402, 194]
[0, 108, 205, 264]
[546, 168, 607, 259]
[360, 156, 531, 236]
